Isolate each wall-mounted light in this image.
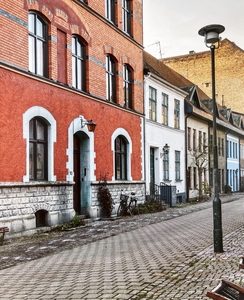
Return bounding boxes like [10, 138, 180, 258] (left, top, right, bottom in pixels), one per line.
[160, 143, 170, 158]
[80, 115, 97, 132]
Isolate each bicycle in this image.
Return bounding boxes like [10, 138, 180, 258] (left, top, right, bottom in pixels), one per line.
[117, 191, 139, 217]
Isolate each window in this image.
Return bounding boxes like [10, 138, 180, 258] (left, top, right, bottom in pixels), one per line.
[175, 151, 180, 181]
[203, 132, 206, 149]
[149, 86, 157, 121]
[122, 0, 131, 35]
[29, 117, 47, 180]
[174, 99, 180, 129]
[193, 129, 196, 151]
[221, 138, 224, 156]
[209, 168, 213, 186]
[72, 36, 86, 91]
[106, 55, 116, 102]
[209, 134, 213, 154]
[115, 135, 127, 180]
[218, 137, 221, 155]
[187, 127, 191, 150]
[123, 64, 132, 108]
[203, 168, 207, 193]
[28, 12, 48, 77]
[163, 152, 169, 180]
[162, 93, 168, 125]
[198, 131, 202, 152]
[188, 167, 192, 189]
[193, 167, 197, 189]
[106, 0, 115, 23]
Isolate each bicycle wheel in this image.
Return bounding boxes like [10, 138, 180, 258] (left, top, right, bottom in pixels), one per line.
[117, 202, 127, 217]
[128, 198, 139, 215]
[117, 204, 123, 217]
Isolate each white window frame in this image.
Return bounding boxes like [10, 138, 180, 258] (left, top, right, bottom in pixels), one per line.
[23, 106, 56, 182]
[111, 128, 132, 181]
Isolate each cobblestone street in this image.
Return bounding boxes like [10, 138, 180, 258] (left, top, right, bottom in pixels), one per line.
[0, 193, 244, 299]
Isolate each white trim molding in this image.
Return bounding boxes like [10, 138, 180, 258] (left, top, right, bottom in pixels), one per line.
[66, 115, 96, 182]
[111, 128, 132, 181]
[23, 106, 57, 182]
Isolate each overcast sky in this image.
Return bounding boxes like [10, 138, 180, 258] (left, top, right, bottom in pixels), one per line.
[143, 0, 244, 58]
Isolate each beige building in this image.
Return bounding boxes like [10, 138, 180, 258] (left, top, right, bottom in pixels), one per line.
[163, 39, 244, 114]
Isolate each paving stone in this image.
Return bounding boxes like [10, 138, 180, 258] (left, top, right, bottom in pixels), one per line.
[0, 194, 244, 299]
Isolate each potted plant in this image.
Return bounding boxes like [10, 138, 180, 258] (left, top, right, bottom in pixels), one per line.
[97, 174, 114, 218]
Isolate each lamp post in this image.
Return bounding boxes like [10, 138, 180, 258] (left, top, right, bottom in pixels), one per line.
[198, 24, 225, 253]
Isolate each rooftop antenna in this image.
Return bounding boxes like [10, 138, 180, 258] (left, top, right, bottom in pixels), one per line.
[145, 40, 163, 59]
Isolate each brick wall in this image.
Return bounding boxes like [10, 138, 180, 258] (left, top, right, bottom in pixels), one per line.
[0, 67, 143, 182]
[0, 0, 144, 234]
[163, 39, 244, 114]
[0, 0, 143, 113]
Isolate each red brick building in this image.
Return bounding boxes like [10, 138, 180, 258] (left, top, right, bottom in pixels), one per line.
[0, 0, 144, 235]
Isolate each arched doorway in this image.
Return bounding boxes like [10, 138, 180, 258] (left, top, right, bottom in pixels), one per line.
[73, 131, 91, 216]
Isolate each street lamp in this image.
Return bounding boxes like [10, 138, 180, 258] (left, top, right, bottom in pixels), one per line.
[198, 24, 225, 253]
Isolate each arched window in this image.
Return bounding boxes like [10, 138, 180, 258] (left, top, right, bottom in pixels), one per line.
[123, 64, 133, 108]
[115, 135, 127, 180]
[28, 12, 48, 77]
[29, 117, 48, 180]
[106, 54, 116, 102]
[72, 36, 86, 91]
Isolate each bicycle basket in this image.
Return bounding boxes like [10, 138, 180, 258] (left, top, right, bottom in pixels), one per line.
[120, 194, 129, 202]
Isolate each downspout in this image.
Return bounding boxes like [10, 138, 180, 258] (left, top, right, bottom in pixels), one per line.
[208, 125, 212, 190]
[238, 137, 240, 192]
[143, 71, 151, 198]
[185, 114, 190, 202]
[224, 130, 230, 191]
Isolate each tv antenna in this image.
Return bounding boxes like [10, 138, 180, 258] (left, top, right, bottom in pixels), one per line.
[145, 40, 163, 59]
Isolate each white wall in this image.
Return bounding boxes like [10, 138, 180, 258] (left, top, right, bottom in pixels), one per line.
[144, 74, 186, 201]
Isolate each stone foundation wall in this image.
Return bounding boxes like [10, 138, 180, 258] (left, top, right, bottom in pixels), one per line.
[91, 181, 146, 218]
[0, 182, 75, 237]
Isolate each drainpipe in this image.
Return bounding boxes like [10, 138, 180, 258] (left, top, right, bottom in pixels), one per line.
[143, 71, 151, 199]
[185, 114, 190, 202]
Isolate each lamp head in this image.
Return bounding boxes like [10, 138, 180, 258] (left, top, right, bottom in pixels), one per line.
[198, 24, 225, 46]
[80, 115, 97, 132]
[163, 143, 170, 154]
[86, 120, 96, 132]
